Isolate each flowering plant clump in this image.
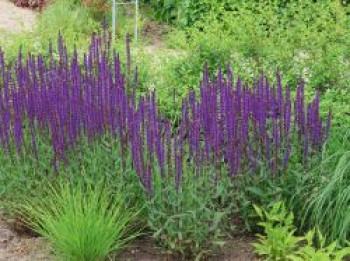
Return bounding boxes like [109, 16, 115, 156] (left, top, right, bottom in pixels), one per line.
[0, 32, 331, 196]
[175, 68, 332, 180]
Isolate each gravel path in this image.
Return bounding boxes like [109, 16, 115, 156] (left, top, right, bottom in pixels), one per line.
[0, 216, 52, 261]
[0, 0, 37, 34]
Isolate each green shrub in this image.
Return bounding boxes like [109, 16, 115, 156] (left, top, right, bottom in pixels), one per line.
[147, 166, 238, 259]
[0, 134, 145, 219]
[144, 0, 231, 27]
[14, 182, 141, 261]
[159, 0, 349, 122]
[321, 89, 350, 128]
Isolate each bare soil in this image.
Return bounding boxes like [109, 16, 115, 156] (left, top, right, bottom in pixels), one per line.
[117, 235, 258, 261]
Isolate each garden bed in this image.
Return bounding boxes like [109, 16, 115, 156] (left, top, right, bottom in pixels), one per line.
[0, 215, 257, 261]
[0, 1, 349, 260]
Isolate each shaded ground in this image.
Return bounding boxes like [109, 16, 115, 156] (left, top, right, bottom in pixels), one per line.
[0, 0, 37, 34]
[117, 235, 258, 261]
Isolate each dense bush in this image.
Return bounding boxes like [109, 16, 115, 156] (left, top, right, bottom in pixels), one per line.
[143, 0, 231, 27]
[158, 0, 349, 124]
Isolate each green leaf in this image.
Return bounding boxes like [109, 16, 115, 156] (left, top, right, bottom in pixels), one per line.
[253, 204, 264, 219]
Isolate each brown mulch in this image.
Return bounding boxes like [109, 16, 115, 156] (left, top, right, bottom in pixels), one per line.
[116, 233, 258, 261]
[13, 0, 49, 11]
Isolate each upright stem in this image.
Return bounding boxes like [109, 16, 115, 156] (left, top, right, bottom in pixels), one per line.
[135, 0, 139, 43]
[112, 0, 116, 42]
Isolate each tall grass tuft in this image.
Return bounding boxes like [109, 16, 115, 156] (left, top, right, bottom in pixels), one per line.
[302, 150, 350, 245]
[14, 182, 140, 261]
[297, 129, 350, 245]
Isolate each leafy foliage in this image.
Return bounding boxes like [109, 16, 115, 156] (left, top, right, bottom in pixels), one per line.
[292, 229, 350, 261]
[253, 201, 350, 261]
[144, 0, 231, 27]
[160, 0, 349, 124]
[252, 202, 303, 260]
[147, 167, 237, 258]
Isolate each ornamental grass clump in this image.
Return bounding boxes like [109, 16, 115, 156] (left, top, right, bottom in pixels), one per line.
[15, 182, 140, 261]
[0, 32, 331, 196]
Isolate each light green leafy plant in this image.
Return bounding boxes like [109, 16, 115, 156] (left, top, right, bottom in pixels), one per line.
[252, 201, 303, 260]
[253, 201, 350, 261]
[145, 0, 230, 27]
[291, 229, 350, 261]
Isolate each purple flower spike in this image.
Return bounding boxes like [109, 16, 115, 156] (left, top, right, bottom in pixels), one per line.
[0, 32, 332, 195]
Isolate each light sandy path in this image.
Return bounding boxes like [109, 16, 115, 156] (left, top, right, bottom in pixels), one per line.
[0, 0, 37, 34]
[0, 215, 52, 261]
